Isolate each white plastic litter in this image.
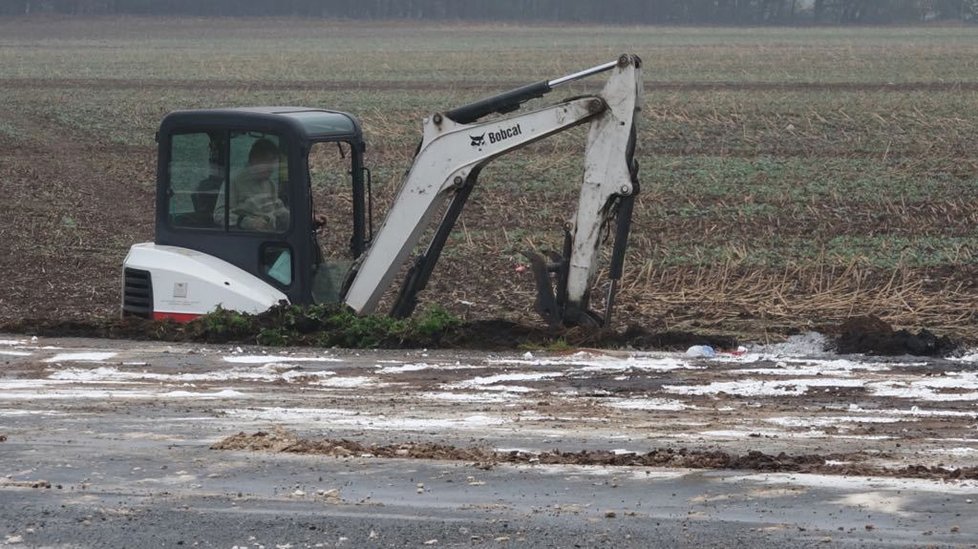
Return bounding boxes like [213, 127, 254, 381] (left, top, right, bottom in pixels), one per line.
[685, 345, 716, 358]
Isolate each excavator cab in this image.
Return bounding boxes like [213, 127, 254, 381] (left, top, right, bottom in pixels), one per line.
[123, 108, 369, 320]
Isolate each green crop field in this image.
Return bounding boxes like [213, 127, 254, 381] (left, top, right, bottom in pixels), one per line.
[1, 18, 976, 340]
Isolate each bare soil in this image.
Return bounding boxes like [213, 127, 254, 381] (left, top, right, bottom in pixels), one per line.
[1, 36, 976, 346]
[0, 108, 154, 322]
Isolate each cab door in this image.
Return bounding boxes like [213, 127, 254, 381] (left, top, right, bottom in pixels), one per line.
[307, 139, 368, 303]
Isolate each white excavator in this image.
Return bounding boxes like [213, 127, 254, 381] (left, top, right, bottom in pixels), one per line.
[122, 54, 642, 328]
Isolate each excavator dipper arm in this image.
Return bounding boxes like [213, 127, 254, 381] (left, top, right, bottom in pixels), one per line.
[343, 54, 642, 327]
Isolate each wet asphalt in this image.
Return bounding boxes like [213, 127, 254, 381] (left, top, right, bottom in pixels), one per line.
[4, 428, 974, 548]
[1, 336, 977, 547]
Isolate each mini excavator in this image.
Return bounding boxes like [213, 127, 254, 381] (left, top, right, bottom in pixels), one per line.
[123, 54, 642, 328]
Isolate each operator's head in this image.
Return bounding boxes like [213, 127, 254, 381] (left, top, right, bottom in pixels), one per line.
[248, 138, 279, 179]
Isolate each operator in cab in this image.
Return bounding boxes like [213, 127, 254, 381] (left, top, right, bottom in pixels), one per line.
[214, 138, 289, 231]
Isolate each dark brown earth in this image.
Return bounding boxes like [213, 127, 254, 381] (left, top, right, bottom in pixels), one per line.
[1, 75, 974, 348]
[835, 315, 959, 356]
[0, 109, 153, 323]
[0, 305, 959, 355]
[214, 429, 978, 481]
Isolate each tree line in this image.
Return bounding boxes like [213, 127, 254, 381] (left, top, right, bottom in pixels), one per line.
[5, 0, 977, 24]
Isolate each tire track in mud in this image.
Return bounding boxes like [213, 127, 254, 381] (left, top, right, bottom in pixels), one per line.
[3, 78, 978, 93]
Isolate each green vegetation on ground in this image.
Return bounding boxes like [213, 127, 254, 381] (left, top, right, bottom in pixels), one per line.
[186, 303, 460, 347]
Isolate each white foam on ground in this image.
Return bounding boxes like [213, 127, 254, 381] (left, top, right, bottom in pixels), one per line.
[159, 389, 244, 398]
[736, 366, 849, 377]
[0, 340, 26, 346]
[525, 463, 690, 480]
[695, 428, 826, 439]
[462, 372, 560, 383]
[749, 332, 831, 357]
[870, 360, 930, 368]
[950, 350, 978, 363]
[46, 365, 338, 384]
[869, 387, 978, 401]
[463, 384, 537, 393]
[311, 376, 376, 388]
[445, 372, 560, 392]
[602, 398, 691, 411]
[0, 410, 67, 416]
[419, 391, 518, 403]
[490, 352, 691, 373]
[674, 430, 894, 441]
[0, 380, 108, 390]
[712, 333, 830, 364]
[222, 407, 508, 431]
[764, 416, 906, 428]
[832, 492, 912, 517]
[723, 472, 978, 494]
[846, 404, 978, 419]
[578, 355, 691, 373]
[376, 363, 432, 374]
[928, 437, 978, 443]
[222, 355, 341, 364]
[495, 447, 536, 454]
[931, 447, 978, 456]
[737, 358, 894, 377]
[221, 407, 358, 421]
[0, 387, 248, 400]
[0, 350, 31, 357]
[663, 378, 864, 397]
[867, 373, 978, 401]
[43, 352, 118, 363]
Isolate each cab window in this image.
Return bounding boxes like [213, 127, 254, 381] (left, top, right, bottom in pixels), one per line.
[309, 140, 355, 303]
[167, 132, 224, 229]
[167, 131, 291, 233]
[222, 133, 290, 233]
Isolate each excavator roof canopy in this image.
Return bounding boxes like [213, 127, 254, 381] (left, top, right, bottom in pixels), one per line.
[157, 107, 363, 144]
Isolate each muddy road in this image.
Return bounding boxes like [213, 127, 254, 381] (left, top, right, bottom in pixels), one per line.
[1, 334, 977, 547]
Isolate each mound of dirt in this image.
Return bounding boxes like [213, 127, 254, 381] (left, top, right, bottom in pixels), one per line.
[213, 430, 978, 481]
[613, 325, 739, 352]
[438, 319, 552, 349]
[834, 315, 958, 356]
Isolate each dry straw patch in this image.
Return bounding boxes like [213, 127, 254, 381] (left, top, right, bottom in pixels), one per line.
[619, 262, 975, 337]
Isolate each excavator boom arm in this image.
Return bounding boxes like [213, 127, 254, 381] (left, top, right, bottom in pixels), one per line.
[343, 54, 642, 326]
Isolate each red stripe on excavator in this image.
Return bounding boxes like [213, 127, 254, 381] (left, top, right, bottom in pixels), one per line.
[152, 312, 200, 323]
